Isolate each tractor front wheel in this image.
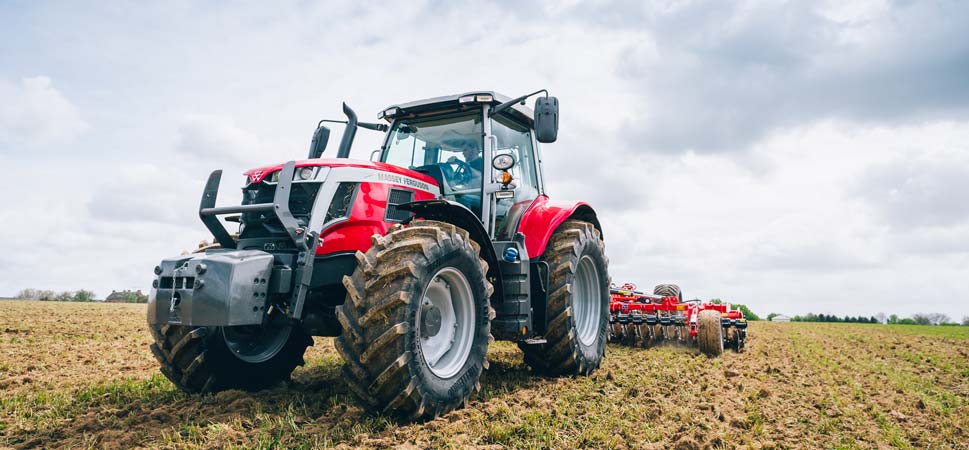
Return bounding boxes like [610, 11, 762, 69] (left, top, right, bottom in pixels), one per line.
[149, 323, 312, 392]
[520, 220, 609, 375]
[697, 310, 724, 357]
[335, 220, 493, 420]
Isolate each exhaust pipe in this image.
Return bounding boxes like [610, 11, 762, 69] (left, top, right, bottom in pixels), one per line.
[336, 102, 357, 159]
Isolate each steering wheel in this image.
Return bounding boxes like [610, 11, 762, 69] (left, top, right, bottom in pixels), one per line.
[446, 159, 474, 186]
[438, 162, 455, 181]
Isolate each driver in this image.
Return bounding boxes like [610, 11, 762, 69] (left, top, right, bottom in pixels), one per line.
[440, 131, 484, 215]
[442, 135, 483, 176]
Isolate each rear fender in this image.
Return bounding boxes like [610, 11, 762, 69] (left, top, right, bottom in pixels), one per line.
[517, 195, 602, 259]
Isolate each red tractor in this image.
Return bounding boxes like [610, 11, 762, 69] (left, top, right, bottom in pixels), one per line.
[147, 91, 610, 420]
[607, 283, 747, 356]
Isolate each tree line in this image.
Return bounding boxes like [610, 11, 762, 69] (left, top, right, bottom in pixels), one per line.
[885, 313, 966, 326]
[16, 288, 96, 302]
[778, 311, 968, 326]
[708, 299, 760, 321]
[787, 313, 880, 323]
[14, 288, 150, 303]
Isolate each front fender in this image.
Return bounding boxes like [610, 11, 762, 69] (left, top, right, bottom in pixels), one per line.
[517, 195, 602, 259]
[397, 199, 503, 300]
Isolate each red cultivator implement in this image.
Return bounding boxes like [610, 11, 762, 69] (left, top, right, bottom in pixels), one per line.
[607, 283, 747, 356]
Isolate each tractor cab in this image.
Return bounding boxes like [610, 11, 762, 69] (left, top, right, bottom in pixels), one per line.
[378, 91, 552, 241]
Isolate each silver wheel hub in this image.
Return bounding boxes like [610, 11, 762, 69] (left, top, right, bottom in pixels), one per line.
[417, 267, 476, 379]
[420, 303, 443, 337]
[222, 324, 292, 364]
[572, 255, 602, 347]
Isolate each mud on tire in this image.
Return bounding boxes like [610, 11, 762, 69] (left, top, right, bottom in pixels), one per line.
[149, 324, 312, 392]
[335, 220, 494, 421]
[520, 220, 609, 376]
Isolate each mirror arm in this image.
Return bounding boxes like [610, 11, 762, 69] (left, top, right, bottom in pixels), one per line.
[309, 108, 390, 160]
[358, 122, 389, 132]
[317, 119, 387, 132]
[489, 89, 548, 117]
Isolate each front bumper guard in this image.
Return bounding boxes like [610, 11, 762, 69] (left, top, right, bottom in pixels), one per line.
[148, 250, 273, 326]
[150, 161, 319, 326]
[199, 161, 310, 252]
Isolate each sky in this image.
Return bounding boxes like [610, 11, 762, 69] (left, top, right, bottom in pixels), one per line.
[1, 0, 967, 320]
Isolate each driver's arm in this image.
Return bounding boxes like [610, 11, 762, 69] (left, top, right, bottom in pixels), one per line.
[469, 157, 484, 173]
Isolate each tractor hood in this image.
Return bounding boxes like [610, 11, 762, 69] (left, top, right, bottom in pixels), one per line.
[244, 158, 440, 187]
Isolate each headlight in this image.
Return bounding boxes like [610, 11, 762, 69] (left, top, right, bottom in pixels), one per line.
[492, 154, 515, 170]
[298, 167, 316, 180]
[263, 167, 319, 183]
[378, 107, 399, 119]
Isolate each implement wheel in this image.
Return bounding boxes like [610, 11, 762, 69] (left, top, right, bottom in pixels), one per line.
[727, 326, 742, 352]
[520, 220, 609, 375]
[697, 310, 724, 357]
[335, 220, 493, 421]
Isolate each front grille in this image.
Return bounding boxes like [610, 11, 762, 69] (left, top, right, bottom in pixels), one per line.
[159, 276, 195, 290]
[385, 188, 415, 222]
[239, 181, 321, 239]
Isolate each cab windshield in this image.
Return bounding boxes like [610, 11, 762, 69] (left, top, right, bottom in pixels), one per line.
[382, 111, 484, 214]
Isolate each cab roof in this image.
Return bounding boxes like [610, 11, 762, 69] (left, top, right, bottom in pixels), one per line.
[380, 91, 535, 125]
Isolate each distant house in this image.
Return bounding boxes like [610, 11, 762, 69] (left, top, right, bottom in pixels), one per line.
[771, 314, 791, 323]
[104, 290, 147, 303]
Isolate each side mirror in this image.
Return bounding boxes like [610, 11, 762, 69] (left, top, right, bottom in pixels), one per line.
[308, 125, 331, 159]
[534, 97, 559, 143]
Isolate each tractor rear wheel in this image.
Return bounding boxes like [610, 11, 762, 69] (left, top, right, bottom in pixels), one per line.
[653, 283, 683, 301]
[335, 220, 493, 420]
[149, 323, 312, 392]
[520, 220, 609, 376]
[697, 310, 724, 357]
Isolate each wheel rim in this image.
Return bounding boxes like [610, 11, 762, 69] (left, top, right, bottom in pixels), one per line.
[572, 255, 602, 347]
[222, 325, 292, 364]
[417, 267, 476, 379]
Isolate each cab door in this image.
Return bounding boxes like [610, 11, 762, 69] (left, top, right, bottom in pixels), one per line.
[488, 114, 542, 241]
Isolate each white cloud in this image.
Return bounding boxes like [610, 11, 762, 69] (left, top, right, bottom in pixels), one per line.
[608, 1, 969, 152]
[0, 158, 211, 298]
[0, 76, 88, 149]
[174, 115, 264, 165]
[854, 158, 969, 229]
[595, 120, 969, 317]
[85, 163, 203, 225]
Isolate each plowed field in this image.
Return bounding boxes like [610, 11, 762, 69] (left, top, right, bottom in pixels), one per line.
[1, 301, 966, 449]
